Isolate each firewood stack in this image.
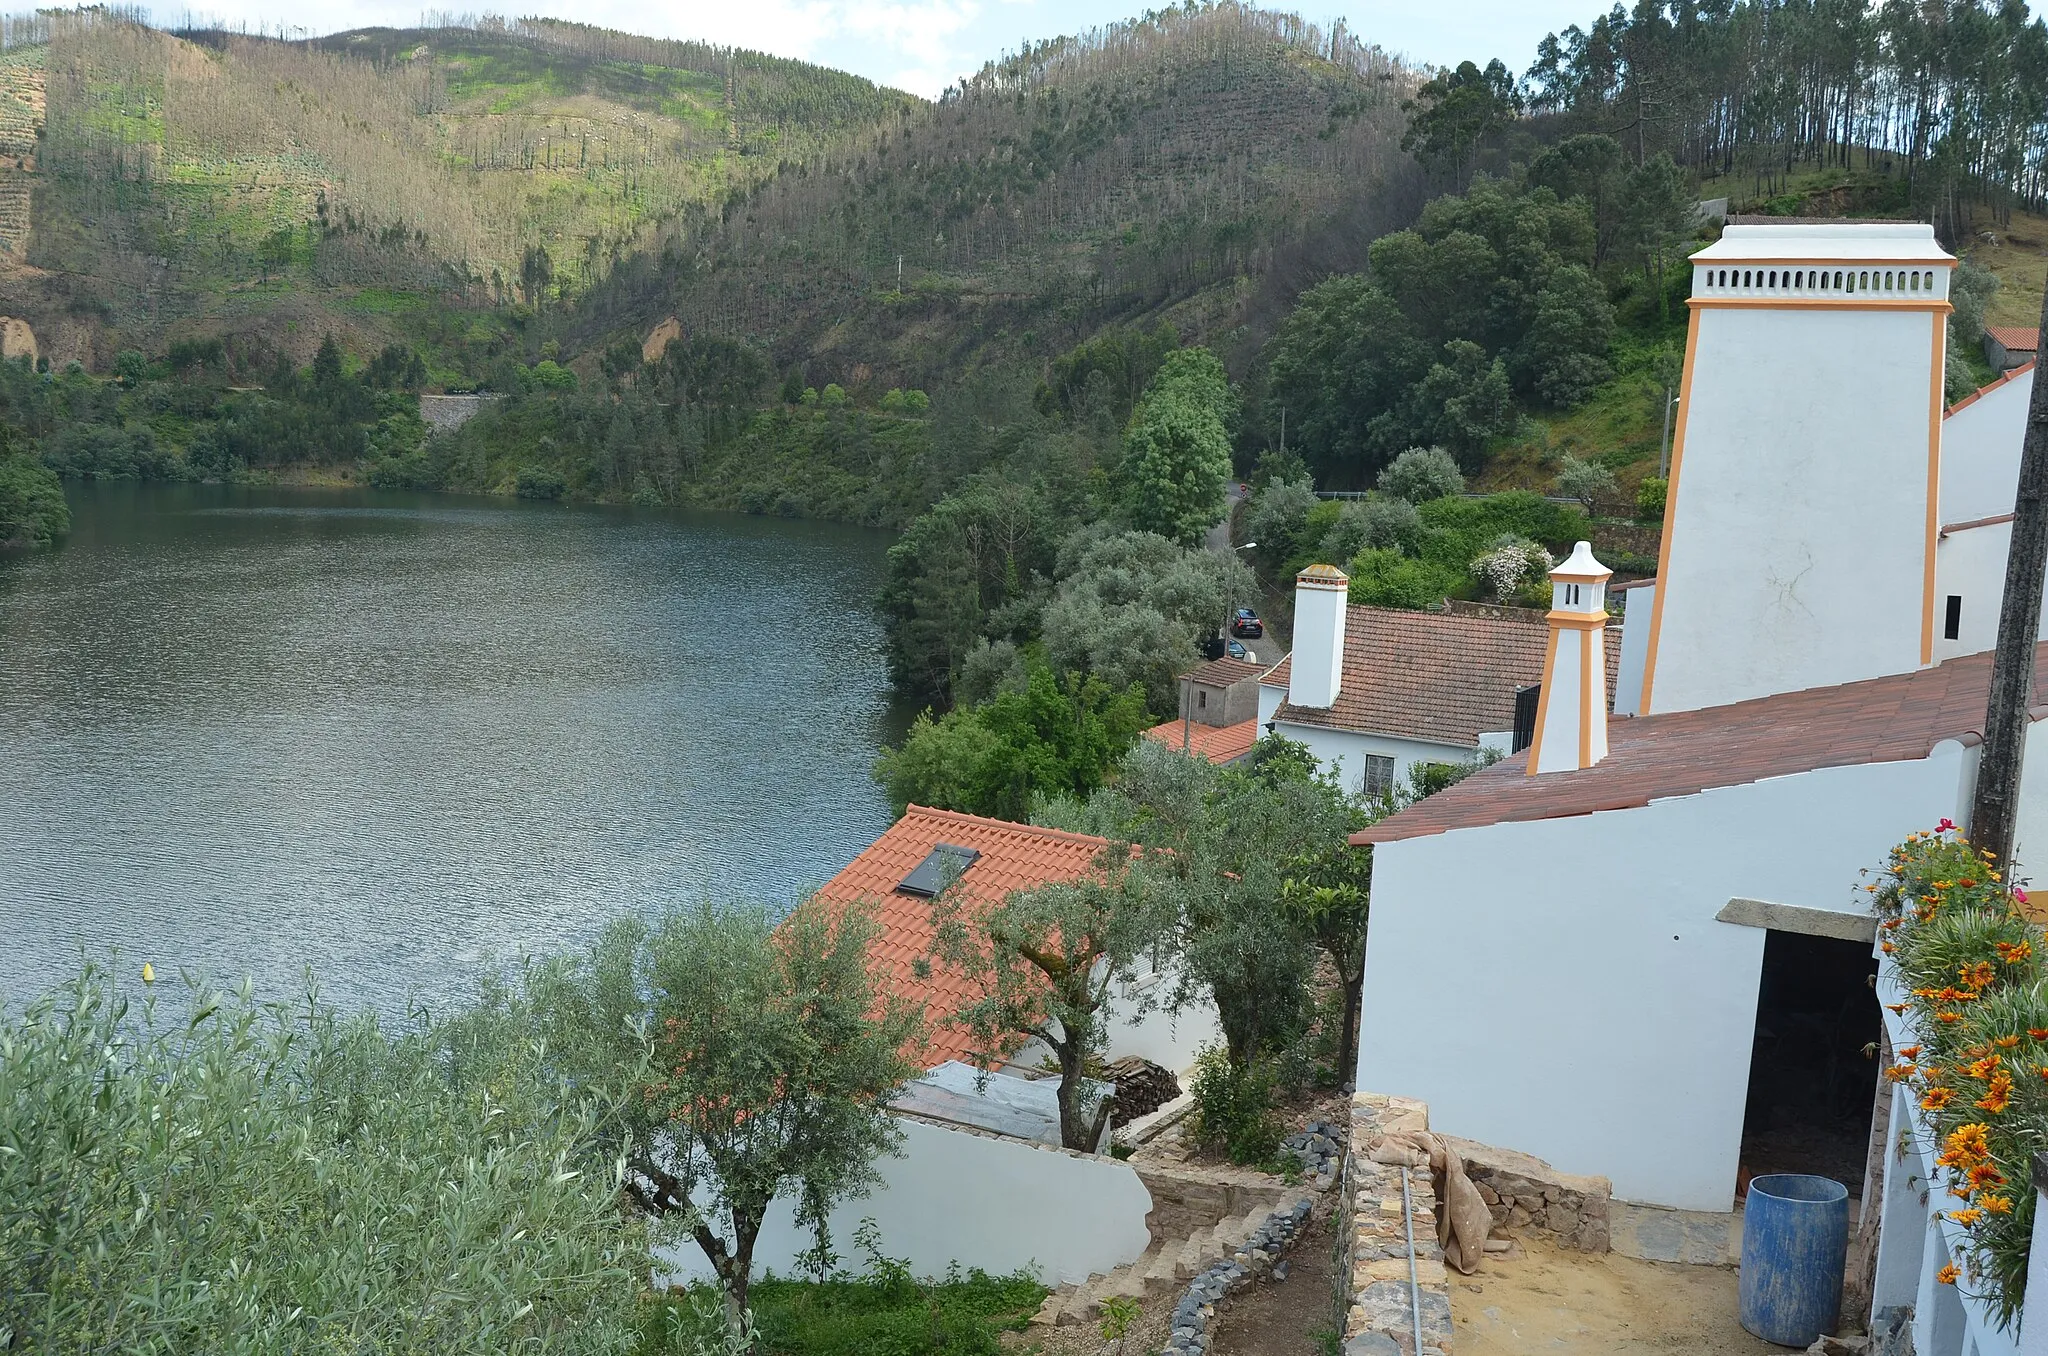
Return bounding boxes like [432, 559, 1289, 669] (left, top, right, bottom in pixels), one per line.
[1105, 1056, 1180, 1120]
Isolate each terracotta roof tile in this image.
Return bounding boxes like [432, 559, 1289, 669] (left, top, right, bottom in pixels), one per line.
[1184, 656, 1266, 688]
[1353, 644, 2048, 845]
[1143, 718, 1261, 764]
[813, 807, 1117, 1068]
[1266, 605, 1619, 748]
[1986, 325, 2039, 353]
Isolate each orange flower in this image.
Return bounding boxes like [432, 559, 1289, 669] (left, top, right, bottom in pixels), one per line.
[1995, 1035, 2023, 1049]
[1999, 940, 2034, 964]
[1983, 1194, 2014, 1215]
[1950, 1208, 1986, 1226]
[1888, 1002, 1911, 1014]
[1977, 1071, 2014, 1113]
[1940, 1012, 1963, 1023]
[1899, 1045, 1922, 1059]
[1968, 1163, 2007, 1189]
[1960, 962, 1997, 990]
[2029, 1029, 2048, 1041]
[1965, 1056, 2003, 1079]
[1923, 1087, 1957, 1110]
[1885, 1063, 1918, 1083]
[1938, 1262, 1961, 1285]
[1881, 941, 1896, 954]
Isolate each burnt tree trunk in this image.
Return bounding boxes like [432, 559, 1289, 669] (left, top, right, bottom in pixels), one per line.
[1971, 279, 2048, 871]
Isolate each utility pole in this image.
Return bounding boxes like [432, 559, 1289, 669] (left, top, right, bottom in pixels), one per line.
[1971, 281, 2048, 873]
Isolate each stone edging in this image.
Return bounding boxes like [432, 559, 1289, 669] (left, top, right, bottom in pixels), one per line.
[1160, 1196, 1315, 1356]
[1158, 1122, 1342, 1356]
[1341, 1092, 1454, 1356]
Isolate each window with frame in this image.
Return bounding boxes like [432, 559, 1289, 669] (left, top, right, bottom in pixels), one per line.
[1361, 754, 1396, 799]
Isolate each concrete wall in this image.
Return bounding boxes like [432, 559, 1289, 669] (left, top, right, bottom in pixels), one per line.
[1189, 677, 1257, 727]
[657, 1115, 1154, 1288]
[1356, 742, 1974, 1212]
[1942, 367, 2028, 524]
[418, 393, 500, 435]
[1102, 966, 1222, 1076]
[1649, 304, 1940, 714]
[1612, 584, 1654, 717]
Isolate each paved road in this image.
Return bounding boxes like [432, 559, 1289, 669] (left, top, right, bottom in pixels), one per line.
[1207, 481, 1284, 667]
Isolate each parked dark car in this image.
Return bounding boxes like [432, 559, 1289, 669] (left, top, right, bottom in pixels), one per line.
[1230, 608, 1263, 639]
[1226, 639, 1251, 661]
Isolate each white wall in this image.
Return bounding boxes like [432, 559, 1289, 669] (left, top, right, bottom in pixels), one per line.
[657, 1115, 1155, 1288]
[1941, 366, 2030, 525]
[1612, 584, 1654, 717]
[1258, 681, 1284, 727]
[1271, 722, 1476, 797]
[1103, 967, 1222, 1075]
[1355, 742, 1973, 1212]
[1649, 305, 1939, 714]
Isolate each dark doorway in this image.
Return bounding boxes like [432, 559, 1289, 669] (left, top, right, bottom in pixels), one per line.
[1737, 930, 1882, 1202]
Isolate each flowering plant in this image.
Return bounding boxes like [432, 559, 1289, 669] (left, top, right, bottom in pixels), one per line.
[1873, 822, 2048, 1325]
[1468, 534, 1553, 603]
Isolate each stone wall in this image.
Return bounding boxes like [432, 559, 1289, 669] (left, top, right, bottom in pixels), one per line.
[1341, 1092, 1454, 1356]
[1439, 1135, 1610, 1253]
[418, 393, 500, 435]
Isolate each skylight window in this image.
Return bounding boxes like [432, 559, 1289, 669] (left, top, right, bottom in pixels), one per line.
[896, 843, 982, 897]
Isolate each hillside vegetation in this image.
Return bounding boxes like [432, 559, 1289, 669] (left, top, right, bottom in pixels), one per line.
[6, 11, 908, 369]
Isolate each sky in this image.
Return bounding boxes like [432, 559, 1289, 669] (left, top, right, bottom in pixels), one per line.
[160, 1, 1605, 98]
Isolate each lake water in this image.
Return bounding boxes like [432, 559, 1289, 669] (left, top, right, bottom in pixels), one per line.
[0, 482, 901, 1014]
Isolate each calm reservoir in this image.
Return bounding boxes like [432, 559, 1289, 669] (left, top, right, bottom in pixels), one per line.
[0, 482, 899, 1013]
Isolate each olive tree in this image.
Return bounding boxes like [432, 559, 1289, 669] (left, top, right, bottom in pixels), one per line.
[927, 858, 1179, 1151]
[0, 967, 650, 1355]
[523, 898, 921, 1313]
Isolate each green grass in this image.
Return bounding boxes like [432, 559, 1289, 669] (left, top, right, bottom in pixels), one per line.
[640, 1269, 1048, 1356]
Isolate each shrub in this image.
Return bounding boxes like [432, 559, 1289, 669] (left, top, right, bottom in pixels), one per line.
[820, 383, 849, 407]
[0, 968, 649, 1354]
[1470, 535, 1554, 603]
[1376, 446, 1464, 503]
[529, 359, 578, 392]
[516, 465, 567, 499]
[1321, 496, 1421, 561]
[1185, 1044, 1283, 1167]
[0, 453, 69, 546]
[1346, 547, 1464, 610]
[1635, 476, 1668, 522]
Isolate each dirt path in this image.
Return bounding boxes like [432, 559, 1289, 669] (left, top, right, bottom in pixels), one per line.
[1454, 1238, 1782, 1355]
[1205, 1207, 1339, 1356]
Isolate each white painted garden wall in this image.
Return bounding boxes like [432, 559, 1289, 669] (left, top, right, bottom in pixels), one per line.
[1356, 742, 1975, 1212]
[1941, 366, 2030, 525]
[656, 1115, 1154, 1288]
[1102, 967, 1221, 1075]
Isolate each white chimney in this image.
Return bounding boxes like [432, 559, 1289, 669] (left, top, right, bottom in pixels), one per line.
[1527, 541, 1612, 775]
[1288, 564, 1350, 709]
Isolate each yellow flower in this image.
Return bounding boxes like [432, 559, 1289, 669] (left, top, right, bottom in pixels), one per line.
[1950, 1208, 1985, 1226]
[1938, 1262, 1961, 1285]
[1983, 1194, 2014, 1215]
[141, 962, 154, 985]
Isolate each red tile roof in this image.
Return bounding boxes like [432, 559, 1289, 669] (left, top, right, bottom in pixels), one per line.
[1144, 717, 1261, 764]
[1986, 326, 2039, 353]
[1185, 656, 1267, 688]
[1263, 605, 1619, 748]
[1354, 643, 2048, 846]
[813, 806, 1118, 1068]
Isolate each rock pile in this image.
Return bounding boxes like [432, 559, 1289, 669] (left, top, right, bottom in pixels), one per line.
[1281, 1120, 1344, 1189]
[1160, 1196, 1316, 1356]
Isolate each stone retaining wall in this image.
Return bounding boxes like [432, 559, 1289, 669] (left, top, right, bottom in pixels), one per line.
[1341, 1092, 1453, 1356]
[419, 393, 500, 435]
[1439, 1135, 1611, 1253]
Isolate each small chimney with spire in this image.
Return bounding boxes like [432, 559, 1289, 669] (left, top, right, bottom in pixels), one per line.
[1527, 541, 1612, 776]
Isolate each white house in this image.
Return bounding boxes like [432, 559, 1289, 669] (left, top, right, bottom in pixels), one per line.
[1255, 564, 1603, 797]
[1350, 220, 2048, 1258]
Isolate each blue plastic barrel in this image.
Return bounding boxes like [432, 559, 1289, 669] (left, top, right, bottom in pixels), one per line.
[1738, 1173, 1851, 1347]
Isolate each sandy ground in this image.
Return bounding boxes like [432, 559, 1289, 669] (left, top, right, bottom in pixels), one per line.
[1453, 1238, 1784, 1356]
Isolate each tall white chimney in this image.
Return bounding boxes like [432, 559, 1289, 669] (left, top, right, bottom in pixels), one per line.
[1527, 541, 1612, 776]
[1288, 564, 1350, 709]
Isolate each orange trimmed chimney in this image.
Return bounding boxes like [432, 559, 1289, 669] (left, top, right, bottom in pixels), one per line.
[1527, 541, 1611, 775]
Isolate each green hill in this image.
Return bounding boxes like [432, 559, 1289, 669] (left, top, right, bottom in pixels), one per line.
[1, 12, 909, 373]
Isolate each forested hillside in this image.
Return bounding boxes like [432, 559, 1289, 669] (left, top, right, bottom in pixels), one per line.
[2, 10, 907, 370]
[572, 6, 1424, 385]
